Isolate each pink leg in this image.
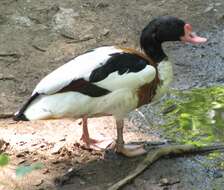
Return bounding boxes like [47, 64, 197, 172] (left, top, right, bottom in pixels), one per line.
[80, 116, 113, 150]
[116, 119, 147, 157]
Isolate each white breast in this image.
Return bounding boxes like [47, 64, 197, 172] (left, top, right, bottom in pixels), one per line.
[153, 59, 173, 100]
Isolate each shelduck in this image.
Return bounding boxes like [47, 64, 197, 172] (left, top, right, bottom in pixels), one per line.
[14, 16, 207, 157]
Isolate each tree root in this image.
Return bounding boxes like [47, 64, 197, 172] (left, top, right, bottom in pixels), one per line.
[108, 144, 224, 190]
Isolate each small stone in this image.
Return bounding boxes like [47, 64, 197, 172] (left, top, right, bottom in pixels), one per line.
[59, 138, 66, 142]
[160, 178, 169, 186]
[115, 37, 127, 44]
[11, 15, 33, 27]
[160, 177, 180, 186]
[16, 152, 26, 158]
[33, 179, 43, 186]
[52, 159, 60, 164]
[33, 158, 38, 162]
[16, 158, 26, 165]
[95, 2, 109, 8]
[213, 170, 223, 178]
[60, 29, 75, 39]
[80, 34, 94, 41]
[79, 180, 86, 185]
[204, 4, 214, 13]
[42, 168, 50, 174]
[215, 3, 221, 6]
[51, 144, 63, 154]
[101, 29, 110, 36]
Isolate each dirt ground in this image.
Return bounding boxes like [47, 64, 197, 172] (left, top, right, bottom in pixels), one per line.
[1, 0, 224, 189]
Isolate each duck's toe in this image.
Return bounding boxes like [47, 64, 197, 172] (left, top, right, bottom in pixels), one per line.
[116, 143, 147, 157]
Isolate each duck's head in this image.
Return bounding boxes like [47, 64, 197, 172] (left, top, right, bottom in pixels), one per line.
[140, 16, 207, 63]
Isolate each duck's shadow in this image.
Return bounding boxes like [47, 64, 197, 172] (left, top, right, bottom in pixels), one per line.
[54, 140, 167, 189]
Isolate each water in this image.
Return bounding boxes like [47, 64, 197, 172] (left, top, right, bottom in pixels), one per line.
[161, 86, 224, 146]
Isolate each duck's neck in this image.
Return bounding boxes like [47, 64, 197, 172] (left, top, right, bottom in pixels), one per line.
[140, 34, 167, 63]
[143, 45, 167, 63]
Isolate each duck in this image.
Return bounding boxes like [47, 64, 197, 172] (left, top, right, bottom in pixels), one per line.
[14, 16, 207, 157]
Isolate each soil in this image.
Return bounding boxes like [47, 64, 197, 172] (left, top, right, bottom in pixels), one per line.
[1, 0, 224, 190]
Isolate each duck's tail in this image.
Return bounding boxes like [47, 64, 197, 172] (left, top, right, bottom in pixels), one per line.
[13, 93, 39, 121]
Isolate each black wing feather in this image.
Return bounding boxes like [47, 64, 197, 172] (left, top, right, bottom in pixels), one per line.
[89, 52, 147, 82]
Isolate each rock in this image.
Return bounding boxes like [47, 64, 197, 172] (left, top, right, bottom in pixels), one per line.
[204, 4, 214, 13]
[60, 29, 75, 39]
[115, 37, 127, 44]
[11, 15, 33, 27]
[101, 28, 110, 36]
[33, 158, 38, 162]
[16, 158, 27, 165]
[213, 170, 223, 178]
[80, 34, 94, 41]
[16, 152, 26, 158]
[160, 178, 169, 186]
[59, 138, 66, 142]
[33, 179, 43, 186]
[159, 177, 180, 186]
[95, 2, 109, 9]
[215, 3, 222, 6]
[50, 144, 63, 154]
[0, 139, 8, 152]
[52, 7, 79, 31]
[42, 168, 50, 174]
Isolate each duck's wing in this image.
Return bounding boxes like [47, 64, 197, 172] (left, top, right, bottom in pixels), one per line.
[34, 46, 156, 97]
[32, 46, 121, 96]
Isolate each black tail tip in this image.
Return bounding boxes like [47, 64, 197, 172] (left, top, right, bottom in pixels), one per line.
[13, 113, 29, 121]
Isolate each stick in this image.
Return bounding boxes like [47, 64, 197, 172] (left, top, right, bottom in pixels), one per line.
[0, 53, 19, 58]
[32, 45, 46, 52]
[108, 144, 224, 190]
[0, 113, 14, 119]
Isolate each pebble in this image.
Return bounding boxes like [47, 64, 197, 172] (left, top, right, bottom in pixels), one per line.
[50, 144, 63, 154]
[33, 179, 43, 186]
[213, 170, 223, 178]
[101, 28, 110, 36]
[160, 178, 169, 185]
[42, 168, 50, 174]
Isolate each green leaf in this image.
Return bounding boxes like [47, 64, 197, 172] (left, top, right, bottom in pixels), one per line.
[0, 154, 10, 167]
[16, 162, 44, 177]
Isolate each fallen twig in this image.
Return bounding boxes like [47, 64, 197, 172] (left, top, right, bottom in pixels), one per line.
[66, 36, 94, 44]
[0, 53, 20, 58]
[0, 113, 14, 119]
[0, 76, 16, 81]
[108, 144, 224, 190]
[32, 45, 47, 52]
[162, 104, 177, 115]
